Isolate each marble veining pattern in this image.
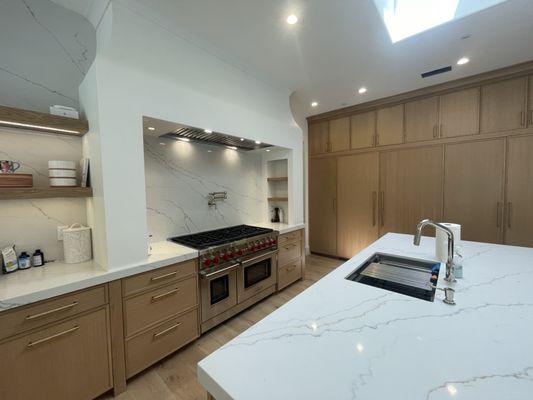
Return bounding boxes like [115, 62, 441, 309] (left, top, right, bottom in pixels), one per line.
[144, 136, 265, 241]
[198, 234, 533, 400]
[0, 128, 86, 261]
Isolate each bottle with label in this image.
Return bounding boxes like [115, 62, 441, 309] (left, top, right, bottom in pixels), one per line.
[18, 252, 31, 270]
[32, 249, 45, 267]
[2, 245, 19, 274]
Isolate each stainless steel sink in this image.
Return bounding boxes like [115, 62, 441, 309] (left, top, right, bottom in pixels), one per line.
[346, 253, 441, 302]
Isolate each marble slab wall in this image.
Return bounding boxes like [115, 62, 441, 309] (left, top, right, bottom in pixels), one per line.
[144, 136, 265, 241]
[0, 128, 87, 261]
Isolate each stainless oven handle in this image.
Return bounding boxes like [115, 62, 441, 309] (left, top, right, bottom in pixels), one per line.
[241, 250, 278, 267]
[200, 263, 240, 279]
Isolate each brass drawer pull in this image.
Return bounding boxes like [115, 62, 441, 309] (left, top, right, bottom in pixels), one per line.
[27, 325, 79, 348]
[151, 288, 180, 302]
[284, 244, 297, 250]
[150, 271, 177, 282]
[286, 264, 297, 271]
[25, 302, 78, 321]
[153, 322, 182, 339]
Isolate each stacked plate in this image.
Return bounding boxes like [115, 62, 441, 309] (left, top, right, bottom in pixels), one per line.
[48, 160, 77, 187]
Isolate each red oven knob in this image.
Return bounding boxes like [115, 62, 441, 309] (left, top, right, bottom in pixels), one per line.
[213, 256, 220, 264]
[203, 259, 212, 267]
[237, 250, 243, 256]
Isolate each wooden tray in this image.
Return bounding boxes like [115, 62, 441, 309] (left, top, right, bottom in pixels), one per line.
[0, 173, 33, 188]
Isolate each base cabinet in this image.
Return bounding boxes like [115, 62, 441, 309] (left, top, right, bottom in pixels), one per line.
[277, 229, 305, 290]
[0, 308, 112, 400]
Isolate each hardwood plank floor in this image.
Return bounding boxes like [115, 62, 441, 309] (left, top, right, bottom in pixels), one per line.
[99, 255, 343, 400]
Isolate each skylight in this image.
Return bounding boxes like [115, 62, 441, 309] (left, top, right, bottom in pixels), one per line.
[373, 0, 507, 43]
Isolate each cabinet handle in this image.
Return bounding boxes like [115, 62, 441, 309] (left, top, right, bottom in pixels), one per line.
[151, 287, 180, 302]
[496, 202, 502, 228]
[440, 124, 444, 138]
[333, 198, 337, 213]
[151, 271, 177, 282]
[379, 191, 385, 227]
[433, 125, 437, 138]
[285, 264, 297, 271]
[372, 191, 377, 227]
[284, 244, 297, 250]
[507, 202, 512, 229]
[376, 134, 380, 146]
[521, 111, 526, 127]
[27, 325, 79, 348]
[25, 302, 78, 321]
[153, 322, 182, 339]
[528, 110, 533, 127]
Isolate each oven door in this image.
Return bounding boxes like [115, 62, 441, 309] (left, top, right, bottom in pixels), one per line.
[237, 250, 277, 303]
[200, 263, 239, 323]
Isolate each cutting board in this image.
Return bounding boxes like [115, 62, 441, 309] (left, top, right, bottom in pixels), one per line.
[0, 173, 33, 188]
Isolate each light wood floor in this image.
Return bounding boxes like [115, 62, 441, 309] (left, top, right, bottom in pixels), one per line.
[100, 255, 343, 400]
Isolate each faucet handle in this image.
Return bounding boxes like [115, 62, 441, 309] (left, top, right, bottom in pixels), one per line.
[431, 285, 456, 306]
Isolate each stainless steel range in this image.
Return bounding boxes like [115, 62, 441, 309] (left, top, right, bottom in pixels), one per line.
[170, 225, 279, 333]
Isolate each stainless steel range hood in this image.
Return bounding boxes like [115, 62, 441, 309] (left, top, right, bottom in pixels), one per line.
[143, 116, 272, 151]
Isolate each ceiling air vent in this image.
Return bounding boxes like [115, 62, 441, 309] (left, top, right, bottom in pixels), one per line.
[421, 65, 452, 78]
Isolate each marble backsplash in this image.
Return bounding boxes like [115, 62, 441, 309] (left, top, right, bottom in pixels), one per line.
[144, 135, 265, 241]
[0, 128, 87, 261]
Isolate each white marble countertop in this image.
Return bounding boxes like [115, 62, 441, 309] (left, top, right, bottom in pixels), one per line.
[0, 241, 197, 312]
[198, 233, 533, 400]
[254, 222, 306, 235]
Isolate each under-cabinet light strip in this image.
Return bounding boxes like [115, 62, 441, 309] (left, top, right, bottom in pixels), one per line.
[0, 120, 81, 134]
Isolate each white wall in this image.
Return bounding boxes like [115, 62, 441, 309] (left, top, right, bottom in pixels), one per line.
[80, 1, 303, 269]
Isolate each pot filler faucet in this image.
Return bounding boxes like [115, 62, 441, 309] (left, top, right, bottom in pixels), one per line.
[414, 219, 455, 282]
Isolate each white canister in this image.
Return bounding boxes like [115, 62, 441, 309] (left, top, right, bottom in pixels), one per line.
[63, 223, 92, 264]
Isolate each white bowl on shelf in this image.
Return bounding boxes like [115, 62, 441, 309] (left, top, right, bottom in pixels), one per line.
[50, 178, 77, 187]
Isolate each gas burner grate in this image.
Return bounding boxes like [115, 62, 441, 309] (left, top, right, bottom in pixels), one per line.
[170, 225, 273, 249]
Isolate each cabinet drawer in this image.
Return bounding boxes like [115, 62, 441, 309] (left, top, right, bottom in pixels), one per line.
[124, 276, 197, 337]
[278, 240, 302, 266]
[278, 259, 302, 290]
[0, 308, 111, 400]
[125, 308, 198, 378]
[278, 229, 302, 245]
[0, 285, 107, 341]
[122, 259, 197, 297]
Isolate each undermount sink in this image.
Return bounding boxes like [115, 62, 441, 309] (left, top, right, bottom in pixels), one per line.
[346, 253, 441, 302]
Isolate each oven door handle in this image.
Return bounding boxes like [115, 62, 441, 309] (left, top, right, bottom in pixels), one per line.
[200, 263, 240, 279]
[241, 250, 278, 267]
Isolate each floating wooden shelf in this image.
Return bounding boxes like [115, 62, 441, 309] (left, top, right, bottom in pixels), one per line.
[0, 104, 89, 136]
[267, 197, 288, 202]
[0, 187, 93, 200]
[267, 177, 288, 182]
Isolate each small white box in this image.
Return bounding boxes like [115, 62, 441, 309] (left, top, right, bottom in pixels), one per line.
[50, 105, 79, 119]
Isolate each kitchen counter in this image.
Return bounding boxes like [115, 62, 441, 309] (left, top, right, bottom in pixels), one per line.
[255, 222, 305, 235]
[198, 233, 533, 400]
[0, 240, 197, 312]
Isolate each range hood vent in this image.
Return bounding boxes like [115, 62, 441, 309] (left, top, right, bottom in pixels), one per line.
[160, 127, 271, 151]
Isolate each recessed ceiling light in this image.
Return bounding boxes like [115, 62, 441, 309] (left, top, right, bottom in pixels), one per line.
[265, 149, 271, 152]
[240, 138, 245, 141]
[207, 149, 212, 153]
[148, 126, 156, 131]
[178, 137, 190, 142]
[227, 146, 237, 150]
[311, 101, 318, 107]
[159, 142, 166, 146]
[286, 14, 298, 25]
[457, 57, 470, 65]
[255, 140, 261, 144]
[204, 129, 213, 133]
[358, 87, 367, 94]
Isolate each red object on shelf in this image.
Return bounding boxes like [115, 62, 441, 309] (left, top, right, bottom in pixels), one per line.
[213, 256, 220, 264]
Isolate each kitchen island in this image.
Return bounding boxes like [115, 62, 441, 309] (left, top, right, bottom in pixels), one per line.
[198, 233, 533, 400]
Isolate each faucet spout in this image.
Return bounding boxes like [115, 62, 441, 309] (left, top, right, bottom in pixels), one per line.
[413, 219, 455, 282]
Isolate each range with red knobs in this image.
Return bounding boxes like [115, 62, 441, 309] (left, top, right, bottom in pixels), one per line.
[170, 225, 279, 332]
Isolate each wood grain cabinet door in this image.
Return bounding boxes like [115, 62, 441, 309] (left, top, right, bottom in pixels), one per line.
[480, 77, 527, 133]
[376, 104, 404, 146]
[443, 139, 505, 243]
[350, 111, 376, 149]
[405, 96, 439, 143]
[329, 117, 350, 152]
[379, 146, 444, 236]
[309, 157, 337, 256]
[439, 88, 480, 138]
[505, 136, 533, 247]
[308, 121, 329, 155]
[337, 153, 379, 258]
[528, 75, 533, 127]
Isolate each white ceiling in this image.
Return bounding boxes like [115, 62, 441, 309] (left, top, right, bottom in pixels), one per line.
[73, 0, 533, 116]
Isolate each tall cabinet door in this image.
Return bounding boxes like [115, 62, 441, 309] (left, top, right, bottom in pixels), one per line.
[505, 136, 533, 247]
[379, 146, 444, 236]
[528, 75, 533, 127]
[308, 121, 329, 155]
[480, 77, 527, 133]
[443, 139, 505, 243]
[405, 96, 439, 142]
[337, 153, 379, 258]
[309, 157, 337, 256]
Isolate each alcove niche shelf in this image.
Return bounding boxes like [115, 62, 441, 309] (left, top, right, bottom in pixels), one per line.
[266, 159, 289, 222]
[0, 104, 92, 200]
